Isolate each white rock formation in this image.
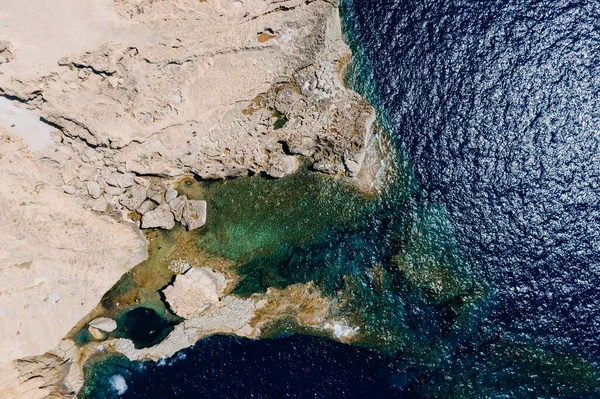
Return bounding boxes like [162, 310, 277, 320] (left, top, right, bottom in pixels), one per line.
[168, 195, 187, 222]
[162, 267, 227, 319]
[0, 0, 378, 396]
[141, 204, 175, 230]
[182, 200, 207, 231]
[88, 317, 117, 333]
[119, 184, 147, 211]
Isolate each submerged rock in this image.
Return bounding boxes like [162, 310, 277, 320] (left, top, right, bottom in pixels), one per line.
[87, 326, 105, 341]
[182, 200, 207, 231]
[141, 204, 175, 230]
[162, 267, 227, 319]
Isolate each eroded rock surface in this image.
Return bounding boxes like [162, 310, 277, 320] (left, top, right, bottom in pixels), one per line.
[0, 128, 146, 362]
[181, 199, 207, 231]
[141, 204, 176, 230]
[88, 317, 117, 333]
[162, 267, 227, 319]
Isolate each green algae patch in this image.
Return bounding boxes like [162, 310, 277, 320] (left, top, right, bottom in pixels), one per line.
[177, 165, 372, 264]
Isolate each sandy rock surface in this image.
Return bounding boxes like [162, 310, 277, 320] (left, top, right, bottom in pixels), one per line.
[1, 0, 373, 184]
[0, 128, 146, 362]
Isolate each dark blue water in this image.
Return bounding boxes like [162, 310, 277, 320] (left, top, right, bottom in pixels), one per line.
[82, 335, 418, 399]
[342, 0, 600, 359]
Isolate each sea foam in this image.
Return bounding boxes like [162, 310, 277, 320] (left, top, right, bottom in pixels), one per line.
[109, 374, 128, 395]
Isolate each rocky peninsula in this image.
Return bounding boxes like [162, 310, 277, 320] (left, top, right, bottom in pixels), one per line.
[0, 0, 385, 397]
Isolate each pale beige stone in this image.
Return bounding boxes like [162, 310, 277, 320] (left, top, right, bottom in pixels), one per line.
[88, 317, 117, 332]
[0, 128, 147, 363]
[141, 204, 175, 230]
[162, 267, 227, 319]
[87, 326, 105, 341]
[182, 200, 207, 231]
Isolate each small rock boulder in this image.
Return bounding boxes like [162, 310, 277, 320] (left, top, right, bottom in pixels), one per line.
[136, 199, 157, 215]
[182, 200, 207, 231]
[86, 181, 102, 199]
[119, 184, 147, 210]
[146, 184, 164, 204]
[165, 189, 178, 203]
[162, 267, 227, 319]
[88, 326, 105, 340]
[88, 317, 117, 332]
[141, 204, 175, 229]
[267, 153, 298, 178]
[62, 185, 76, 195]
[168, 195, 187, 222]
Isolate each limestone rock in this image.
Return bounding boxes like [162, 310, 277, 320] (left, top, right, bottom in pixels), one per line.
[0, 353, 74, 399]
[61, 185, 76, 195]
[267, 153, 299, 178]
[117, 173, 135, 188]
[0, 128, 147, 362]
[105, 172, 121, 187]
[165, 189, 178, 203]
[85, 180, 102, 199]
[104, 185, 124, 196]
[119, 184, 147, 211]
[106, 171, 135, 188]
[88, 196, 107, 212]
[182, 200, 207, 231]
[87, 326, 105, 340]
[162, 267, 227, 319]
[136, 199, 157, 215]
[88, 317, 117, 332]
[141, 204, 175, 230]
[146, 184, 164, 204]
[168, 195, 187, 222]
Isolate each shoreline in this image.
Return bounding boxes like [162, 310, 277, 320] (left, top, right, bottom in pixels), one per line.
[0, 1, 388, 397]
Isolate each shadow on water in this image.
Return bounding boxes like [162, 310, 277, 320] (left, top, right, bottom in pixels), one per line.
[114, 307, 176, 349]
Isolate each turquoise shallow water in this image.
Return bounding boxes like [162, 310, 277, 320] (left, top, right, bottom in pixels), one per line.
[81, 1, 600, 397]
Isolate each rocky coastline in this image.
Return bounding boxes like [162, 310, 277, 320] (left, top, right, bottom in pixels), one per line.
[0, 0, 389, 397]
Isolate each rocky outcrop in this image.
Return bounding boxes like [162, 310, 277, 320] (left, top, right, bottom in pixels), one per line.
[168, 195, 187, 222]
[88, 317, 117, 333]
[0, 128, 146, 363]
[0, 0, 374, 195]
[119, 183, 147, 211]
[0, 0, 378, 396]
[141, 204, 175, 230]
[162, 267, 227, 319]
[181, 200, 207, 231]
